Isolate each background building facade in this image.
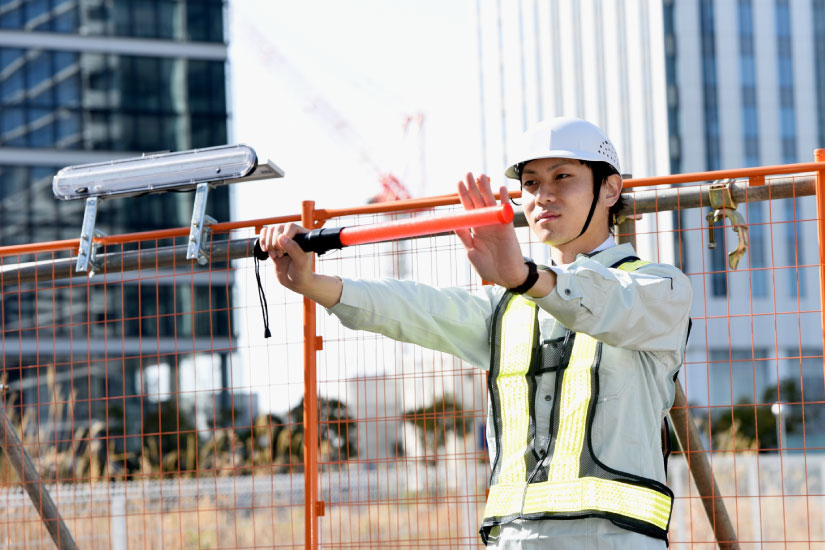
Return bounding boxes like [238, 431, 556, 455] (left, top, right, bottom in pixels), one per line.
[0, 0, 244, 452]
[474, 0, 675, 266]
[473, 0, 825, 450]
[667, 0, 825, 448]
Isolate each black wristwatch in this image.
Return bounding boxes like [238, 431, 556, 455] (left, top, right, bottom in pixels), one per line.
[508, 260, 540, 295]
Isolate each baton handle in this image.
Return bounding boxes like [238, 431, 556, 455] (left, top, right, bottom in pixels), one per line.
[253, 228, 341, 259]
[253, 203, 514, 258]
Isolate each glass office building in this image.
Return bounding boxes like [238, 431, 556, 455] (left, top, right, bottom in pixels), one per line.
[0, 0, 237, 450]
[0, 0, 228, 243]
[665, 0, 825, 446]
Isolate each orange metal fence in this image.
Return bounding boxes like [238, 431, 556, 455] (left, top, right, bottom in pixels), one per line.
[1, 158, 825, 549]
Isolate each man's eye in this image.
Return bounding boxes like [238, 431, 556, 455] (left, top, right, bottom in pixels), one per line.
[556, 173, 570, 179]
[522, 180, 538, 188]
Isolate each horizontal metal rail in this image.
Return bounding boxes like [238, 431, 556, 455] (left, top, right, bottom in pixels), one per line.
[0, 174, 815, 287]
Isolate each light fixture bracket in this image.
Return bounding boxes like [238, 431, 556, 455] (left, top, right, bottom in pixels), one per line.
[187, 182, 217, 265]
[76, 197, 107, 274]
[53, 145, 284, 273]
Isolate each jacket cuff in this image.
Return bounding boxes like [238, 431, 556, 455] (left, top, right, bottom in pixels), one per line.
[526, 264, 597, 319]
[327, 278, 361, 316]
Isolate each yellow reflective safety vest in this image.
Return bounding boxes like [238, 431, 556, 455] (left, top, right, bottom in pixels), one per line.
[481, 259, 673, 543]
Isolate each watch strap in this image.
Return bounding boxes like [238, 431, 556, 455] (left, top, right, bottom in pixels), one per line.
[508, 260, 539, 294]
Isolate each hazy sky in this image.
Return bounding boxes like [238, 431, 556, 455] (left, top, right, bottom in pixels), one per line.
[229, 0, 484, 221]
[227, 1, 487, 412]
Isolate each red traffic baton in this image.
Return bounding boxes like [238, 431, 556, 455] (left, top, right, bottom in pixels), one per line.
[254, 203, 514, 258]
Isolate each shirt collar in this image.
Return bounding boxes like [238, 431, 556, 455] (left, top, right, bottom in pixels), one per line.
[588, 235, 617, 255]
[549, 236, 617, 266]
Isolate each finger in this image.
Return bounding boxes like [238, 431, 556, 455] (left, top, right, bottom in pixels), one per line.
[457, 179, 474, 210]
[454, 228, 474, 250]
[283, 223, 300, 239]
[258, 227, 269, 252]
[498, 185, 510, 205]
[285, 223, 311, 238]
[259, 226, 276, 258]
[273, 254, 291, 281]
[269, 225, 287, 258]
[463, 172, 488, 209]
[476, 174, 497, 206]
[279, 234, 310, 266]
[260, 225, 272, 250]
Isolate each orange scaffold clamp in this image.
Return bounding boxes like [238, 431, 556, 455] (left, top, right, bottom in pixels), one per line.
[706, 179, 750, 270]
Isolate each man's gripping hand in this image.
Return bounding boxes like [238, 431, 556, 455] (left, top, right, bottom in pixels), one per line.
[258, 223, 343, 308]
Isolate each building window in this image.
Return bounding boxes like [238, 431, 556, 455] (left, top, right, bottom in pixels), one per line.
[774, 0, 802, 298]
[709, 348, 771, 407]
[748, 202, 767, 297]
[700, 0, 721, 173]
[710, 222, 728, 297]
[785, 199, 806, 298]
[776, 348, 825, 449]
[815, 0, 825, 149]
[0, 50, 227, 153]
[738, 0, 760, 169]
[0, 1, 224, 42]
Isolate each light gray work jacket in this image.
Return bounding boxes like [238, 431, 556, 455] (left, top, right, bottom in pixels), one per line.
[328, 243, 693, 549]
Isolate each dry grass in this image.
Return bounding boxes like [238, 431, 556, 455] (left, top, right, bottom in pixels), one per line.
[5, 476, 825, 550]
[1, 490, 485, 549]
[4, 370, 825, 549]
[0, 368, 320, 488]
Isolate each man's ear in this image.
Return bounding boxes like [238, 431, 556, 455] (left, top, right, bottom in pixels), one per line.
[601, 174, 623, 207]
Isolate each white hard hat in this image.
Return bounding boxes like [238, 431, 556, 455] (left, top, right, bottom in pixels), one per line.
[504, 117, 621, 179]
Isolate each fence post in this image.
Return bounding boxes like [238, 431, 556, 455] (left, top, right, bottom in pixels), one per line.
[815, 150, 825, 370]
[110, 492, 127, 550]
[670, 381, 739, 549]
[301, 201, 322, 550]
[0, 387, 78, 550]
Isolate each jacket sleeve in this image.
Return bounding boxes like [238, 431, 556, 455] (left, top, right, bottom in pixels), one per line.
[528, 258, 693, 352]
[326, 278, 500, 370]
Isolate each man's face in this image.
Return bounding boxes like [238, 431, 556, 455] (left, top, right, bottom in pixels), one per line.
[520, 157, 600, 246]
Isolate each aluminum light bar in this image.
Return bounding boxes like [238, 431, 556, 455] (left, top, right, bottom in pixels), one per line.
[51, 144, 284, 274]
[53, 144, 258, 200]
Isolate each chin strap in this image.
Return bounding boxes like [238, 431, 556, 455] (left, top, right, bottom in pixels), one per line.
[565, 176, 601, 243]
[576, 187, 600, 239]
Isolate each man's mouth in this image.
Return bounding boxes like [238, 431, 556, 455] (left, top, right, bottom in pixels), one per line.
[536, 211, 560, 222]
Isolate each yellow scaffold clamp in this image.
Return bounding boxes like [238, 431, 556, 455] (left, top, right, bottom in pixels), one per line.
[706, 179, 749, 270]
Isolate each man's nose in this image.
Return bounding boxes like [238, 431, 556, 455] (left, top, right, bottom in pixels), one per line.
[534, 181, 556, 204]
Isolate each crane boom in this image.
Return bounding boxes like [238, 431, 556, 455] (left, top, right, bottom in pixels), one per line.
[239, 20, 415, 201]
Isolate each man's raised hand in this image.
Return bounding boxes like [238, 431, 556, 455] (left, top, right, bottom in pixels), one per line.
[454, 173, 529, 289]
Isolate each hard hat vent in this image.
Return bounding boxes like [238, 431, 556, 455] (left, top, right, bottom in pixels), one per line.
[597, 140, 619, 170]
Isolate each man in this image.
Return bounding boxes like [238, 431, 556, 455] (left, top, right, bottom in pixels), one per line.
[258, 117, 692, 548]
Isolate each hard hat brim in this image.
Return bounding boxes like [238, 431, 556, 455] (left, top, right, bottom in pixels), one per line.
[504, 152, 619, 180]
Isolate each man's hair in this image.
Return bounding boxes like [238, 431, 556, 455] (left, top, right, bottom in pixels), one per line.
[580, 160, 625, 232]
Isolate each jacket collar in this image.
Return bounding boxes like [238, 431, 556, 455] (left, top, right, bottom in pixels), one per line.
[575, 242, 638, 267]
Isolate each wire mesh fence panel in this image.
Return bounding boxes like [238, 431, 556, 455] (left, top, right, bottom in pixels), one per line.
[1, 234, 308, 549]
[311, 207, 492, 549]
[1, 165, 825, 549]
[667, 173, 825, 549]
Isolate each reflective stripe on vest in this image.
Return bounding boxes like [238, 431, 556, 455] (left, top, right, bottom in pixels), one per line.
[482, 260, 673, 540]
[494, 294, 538, 485]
